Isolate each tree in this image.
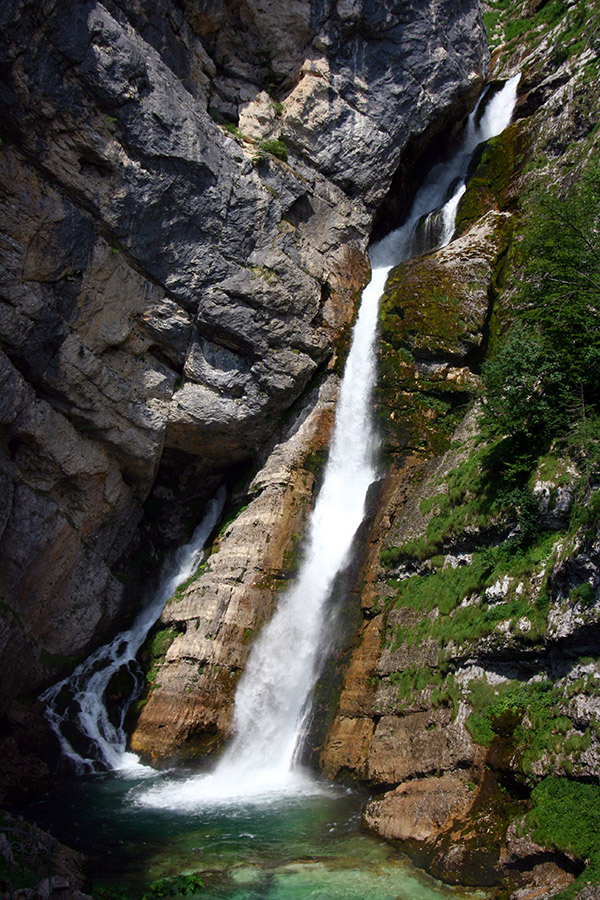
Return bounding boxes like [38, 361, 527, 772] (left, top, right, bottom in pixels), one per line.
[482, 153, 600, 456]
[481, 325, 566, 443]
[518, 155, 600, 403]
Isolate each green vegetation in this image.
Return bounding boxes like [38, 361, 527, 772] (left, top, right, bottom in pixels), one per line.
[380, 154, 597, 565]
[464, 678, 583, 770]
[145, 874, 204, 898]
[169, 561, 210, 603]
[527, 777, 600, 895]
[146, 626, 179, 660]
[94, 873, 204, 900]
[222, 121, 243, 138]
[455, 124, 529, 234]
[381, 433, 565, 572]
[304, 448, 328, 492]
[382, 153, 600, 660]
[511, 156, 600, 404]
[258, 138, 288, 161]
[141, 625, 180, 688]
[282, 531, 303, 574]
[387, 666, 460, 715]
[305, 448, 327, 478]
[482, 0, 596, 54]
[373, 144, 600, 874]
[478, 152, 600, 508]
[390, 538, 552, 651]
[217, 502, 249, 537]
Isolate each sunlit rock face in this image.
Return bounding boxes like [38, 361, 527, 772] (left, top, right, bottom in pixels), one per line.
[0, 0, 487, 708]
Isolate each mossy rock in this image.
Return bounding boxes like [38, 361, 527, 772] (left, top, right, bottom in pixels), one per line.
[455, 121, 533, 235]
[380, 265, 473, 358]
[380, 211, 514, 361]
[376, 370, 469, 458]
[376, 211, 514, 458]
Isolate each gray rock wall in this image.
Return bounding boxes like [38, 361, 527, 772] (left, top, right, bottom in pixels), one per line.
[0, 0, 488, 710]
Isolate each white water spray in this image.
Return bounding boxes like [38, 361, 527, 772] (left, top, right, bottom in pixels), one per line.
[41, 488, 225, 775]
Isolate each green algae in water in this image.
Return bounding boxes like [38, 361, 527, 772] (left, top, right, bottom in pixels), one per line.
[23, 773, 489, 900]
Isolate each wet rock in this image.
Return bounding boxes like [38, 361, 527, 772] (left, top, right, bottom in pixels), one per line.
[319, 615, 383, 779]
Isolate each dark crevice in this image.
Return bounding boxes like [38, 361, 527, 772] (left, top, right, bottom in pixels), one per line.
[370, 101, 475, 245]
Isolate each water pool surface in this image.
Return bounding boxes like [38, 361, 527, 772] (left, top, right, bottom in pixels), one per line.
[25, 771, 489, 900]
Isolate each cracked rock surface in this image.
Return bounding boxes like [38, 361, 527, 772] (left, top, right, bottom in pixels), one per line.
[0, 0, 487, 707]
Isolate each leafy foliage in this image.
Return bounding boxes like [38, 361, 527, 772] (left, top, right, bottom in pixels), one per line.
[526, 777, 600, 896]
[145, 874, 204, 898]
[519, 158, 600, 397]
[481, 326, 567, 443]
[484, 155, 600, 437]
[477, 153, 600, 514]
[93, 873, 204, 900]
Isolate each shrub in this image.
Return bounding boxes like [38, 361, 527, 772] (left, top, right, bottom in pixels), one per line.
[258, 139, 288, 161]
[526, 777, 600, 895]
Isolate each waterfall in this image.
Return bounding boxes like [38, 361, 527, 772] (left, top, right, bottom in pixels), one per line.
[372, 73, 520, 267]
[212, 263, 390, 791]
[135, 74, 520, 810]
[40, 488, 225, 775]
[40, 72, 519, 803]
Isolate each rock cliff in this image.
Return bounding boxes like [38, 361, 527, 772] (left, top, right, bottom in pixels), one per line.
[319, 1, 600, 896]
[0, 0, 488, 722]
[2, 0, 600, 897]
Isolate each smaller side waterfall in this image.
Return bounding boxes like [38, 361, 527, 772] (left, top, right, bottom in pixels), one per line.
[41, 489, 225, 775]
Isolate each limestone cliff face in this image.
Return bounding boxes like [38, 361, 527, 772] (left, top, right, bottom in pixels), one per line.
[132, 373, 340, 761]
[319, 4, 600, 895]
[0, 0, 488, 713]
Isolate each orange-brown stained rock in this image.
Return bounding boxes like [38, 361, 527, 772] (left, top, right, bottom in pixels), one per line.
[131, 375, 340, 762]
[366, 710, 475, 784]
[363, 774, 476, 842]
[319, 616, 382, 779]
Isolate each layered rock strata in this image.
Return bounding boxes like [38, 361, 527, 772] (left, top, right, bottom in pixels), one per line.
[132, 374, 339, 760]
[0, 0, 488, 713]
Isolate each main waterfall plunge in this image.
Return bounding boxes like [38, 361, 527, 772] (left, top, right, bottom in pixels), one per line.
[43, 76, 519, 819]
[136, 262, 389, 810]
